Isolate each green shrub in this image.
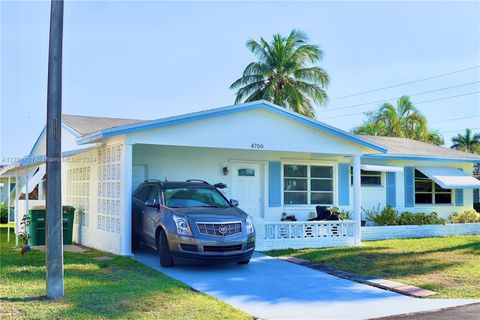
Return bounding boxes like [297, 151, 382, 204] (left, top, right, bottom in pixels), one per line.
[399, 211, 446, 225]
[449, 209, 480, 223]
[366, 205, 399, 226]
[0, 202, 8, 224]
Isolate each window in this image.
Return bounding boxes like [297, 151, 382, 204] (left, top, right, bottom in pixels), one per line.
[238, 168, 255, 176]
[414, 170, 452, 204]
[350, 168, 382, 186]
[284, 164, 334, 205]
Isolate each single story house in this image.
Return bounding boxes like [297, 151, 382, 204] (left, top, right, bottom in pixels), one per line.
[2, 100, 480, 254]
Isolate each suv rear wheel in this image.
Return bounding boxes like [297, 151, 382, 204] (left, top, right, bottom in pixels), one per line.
[157, 229, 174, 267]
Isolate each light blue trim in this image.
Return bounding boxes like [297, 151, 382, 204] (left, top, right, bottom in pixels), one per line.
[455, 189, 464, 206]
[268, 161, 282, 207]
[404, 166, 414, 207]
[363, 154, 480, 163]
[455, 168, 464, 206]
[386, 172, 396, 207]
[28, 124, 81, 157]
[76, 101, 388, 152]
[28, 126, 46, 157]
[337, 163, 350, 206]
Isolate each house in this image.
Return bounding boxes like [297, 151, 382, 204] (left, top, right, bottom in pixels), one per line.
[2, 100, 479, 254]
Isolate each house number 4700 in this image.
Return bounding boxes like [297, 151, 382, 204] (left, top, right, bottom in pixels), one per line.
[251, 143, 264, 149]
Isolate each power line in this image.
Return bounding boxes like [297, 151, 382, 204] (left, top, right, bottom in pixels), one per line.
[431, 115, 480, 124]
[443, 127, 480, 133]
[322, 90, 480, 120]
[322, 81, 480, 113]
[331, 66, 480, 100]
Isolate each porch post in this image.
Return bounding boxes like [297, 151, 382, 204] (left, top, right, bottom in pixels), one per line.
[15, 173, 19, 248]
[352, 154, 362, 245]
[25, 174, 30, 245]
[7, 176, 11, 242]
[121, 143, 133, 256]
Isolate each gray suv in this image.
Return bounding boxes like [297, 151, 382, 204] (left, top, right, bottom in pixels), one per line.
[132, 179, 255, 267]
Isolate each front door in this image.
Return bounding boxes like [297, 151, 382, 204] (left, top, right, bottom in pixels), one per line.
[232, 163, 262, 218]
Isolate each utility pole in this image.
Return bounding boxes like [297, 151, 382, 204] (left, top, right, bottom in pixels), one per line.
[45, 0, 64, 299]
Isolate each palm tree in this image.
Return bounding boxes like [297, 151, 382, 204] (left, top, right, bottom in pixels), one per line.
[353, 95, 444, 145]
[371, 96, 427, 138]
[451, 128, 480, 153]
[230, 30, 329, 118]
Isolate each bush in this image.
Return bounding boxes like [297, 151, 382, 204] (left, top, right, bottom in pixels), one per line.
[366, 205, 399, 226]
[0, 202, 8, 224]
[399, 211, 446, 225]
[449, 209, 480, 223]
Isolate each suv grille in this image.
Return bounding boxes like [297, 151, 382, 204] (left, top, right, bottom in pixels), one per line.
[197, 222, 242, 236]
[204, 245, 242, 252]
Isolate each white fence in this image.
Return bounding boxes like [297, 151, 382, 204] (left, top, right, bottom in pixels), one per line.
[362, 223, 480, 241]
[254, 220, 356, 251]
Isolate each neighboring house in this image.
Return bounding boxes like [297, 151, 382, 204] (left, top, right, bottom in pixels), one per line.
[1, 101, 479, 254]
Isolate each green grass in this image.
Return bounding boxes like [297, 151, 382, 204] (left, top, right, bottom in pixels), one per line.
[267, 235, 480, 299]
[0, 225, 250, 319]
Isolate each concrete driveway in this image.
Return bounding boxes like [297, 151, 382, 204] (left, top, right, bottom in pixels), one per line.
[133, 250, 478, 320]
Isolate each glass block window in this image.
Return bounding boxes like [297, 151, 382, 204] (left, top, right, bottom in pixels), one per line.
[97, 145, 122, 234]
[67, 166, 91, 227]
[284, 164, 334, 205]
[414, 169, 452, 204]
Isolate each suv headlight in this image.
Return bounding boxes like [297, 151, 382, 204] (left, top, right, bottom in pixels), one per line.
[246, 217, 255, 234]
[173, 215, 192, 236]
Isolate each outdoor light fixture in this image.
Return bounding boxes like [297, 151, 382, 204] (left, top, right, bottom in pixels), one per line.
[223, 166, 229, 176]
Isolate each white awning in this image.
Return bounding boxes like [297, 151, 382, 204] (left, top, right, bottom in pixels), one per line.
[361, 164, 404, 172]
[417, 167, 480, 189]
[21, 164, 46, 194]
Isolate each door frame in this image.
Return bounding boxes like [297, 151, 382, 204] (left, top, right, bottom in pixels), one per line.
[229, 160, 266, 219]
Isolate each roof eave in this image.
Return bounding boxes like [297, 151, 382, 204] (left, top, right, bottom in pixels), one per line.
[363, 154, 480, 163]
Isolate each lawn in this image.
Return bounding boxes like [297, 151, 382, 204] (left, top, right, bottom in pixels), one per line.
[267, 235, 480, 299]
[0, 225, 250, 320]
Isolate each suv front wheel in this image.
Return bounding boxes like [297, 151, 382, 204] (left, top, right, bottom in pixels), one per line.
[157, 229, 174, 267]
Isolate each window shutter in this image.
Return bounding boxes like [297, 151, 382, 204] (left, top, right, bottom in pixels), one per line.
[268, 161, 281, 207]
[404, 166, 414, 207]
[338, 163, 350, 206]
[386, 172, 396, 207]
[455, 168, 464, 206]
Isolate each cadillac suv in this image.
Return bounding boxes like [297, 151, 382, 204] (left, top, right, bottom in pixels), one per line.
[132, 179, 255, 267]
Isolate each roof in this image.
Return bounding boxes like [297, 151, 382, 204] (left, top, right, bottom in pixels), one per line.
[360, 135, 480, 162]
[62, 114, 145, 136]
[74, 100, 388, 153]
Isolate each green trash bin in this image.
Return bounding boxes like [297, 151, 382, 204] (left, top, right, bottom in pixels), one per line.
[28, 206, 76, 246]
[62, 206, 75, 245]
[29, 208, 46, 246]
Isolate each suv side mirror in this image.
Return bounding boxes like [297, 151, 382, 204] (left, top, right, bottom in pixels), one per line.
[145, 199, 159, 209]
[230, 199, 239, 207]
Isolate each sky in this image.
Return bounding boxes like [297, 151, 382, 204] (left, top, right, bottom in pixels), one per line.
[1, 0, 479, 161]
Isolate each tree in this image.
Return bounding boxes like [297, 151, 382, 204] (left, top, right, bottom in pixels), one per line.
[352, 95, 444, 145]
[451, 128, 480, 154]
[230, 30, 329, 118]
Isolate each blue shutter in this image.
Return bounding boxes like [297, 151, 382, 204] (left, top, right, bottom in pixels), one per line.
[455, 168, 464, 206]
[404, 166, 414, 207]
[338, 163, 350, 206]
[269, 161, 281, 207]
[386, 172, 396, 207]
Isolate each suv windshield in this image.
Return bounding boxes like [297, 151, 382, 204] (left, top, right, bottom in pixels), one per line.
[164, 187, 231, 208]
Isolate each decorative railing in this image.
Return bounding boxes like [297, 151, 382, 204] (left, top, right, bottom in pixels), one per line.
[254, 220, 356, 251]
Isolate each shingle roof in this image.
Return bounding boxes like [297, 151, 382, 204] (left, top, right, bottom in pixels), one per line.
[360, 135, 480, 160]
[62, 114, 146, 136]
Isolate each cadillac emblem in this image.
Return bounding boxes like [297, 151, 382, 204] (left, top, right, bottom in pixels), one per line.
[218, 225, 228, 235]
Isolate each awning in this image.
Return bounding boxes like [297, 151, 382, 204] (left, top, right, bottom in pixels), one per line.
[361, 164, 404, 172]
[417, 167, 480, 189]
[21, 164, 46, 194]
